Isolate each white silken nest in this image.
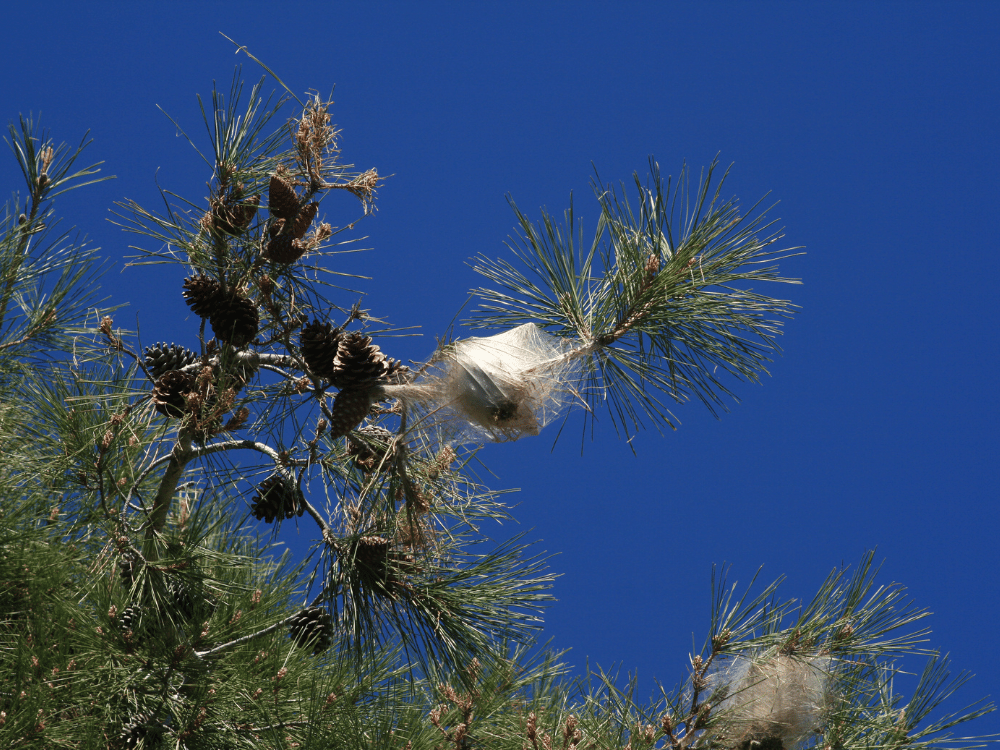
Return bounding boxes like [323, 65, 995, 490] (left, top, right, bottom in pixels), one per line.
[705, 654, 834, 748]
[393, 323, 584, 443]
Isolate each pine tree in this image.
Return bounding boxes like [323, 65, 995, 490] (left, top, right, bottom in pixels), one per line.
[0, 60, 992, 749]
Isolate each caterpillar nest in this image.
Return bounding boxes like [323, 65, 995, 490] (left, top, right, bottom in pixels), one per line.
[398, 323, 584, 443]
[704, 654, 834, 749]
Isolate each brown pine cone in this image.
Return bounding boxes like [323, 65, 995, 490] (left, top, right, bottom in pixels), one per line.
[264, 234, 306, 264]
[287, 606, 332, 654]
[355, 535, 392, 580]
[152, 370, 196, 417]
[300, 320, 339, 380]
[250, 475, 304, 523]
[143, 342, 198, 381]
[268, 174, 300, 220]
[290, 201, 318, 239]
[330, 333, 388, 390]
[212, 193, 260, 235]
[119, 551, 139, 589]
[222, 358, 257, 392]
[209, 292, 259, 347]
[328, 389, 375, 439]
[182, 275, 222, 318]
[383, 358, 412, 384]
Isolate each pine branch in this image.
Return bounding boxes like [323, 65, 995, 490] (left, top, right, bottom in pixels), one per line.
[470, 157, 803, 438]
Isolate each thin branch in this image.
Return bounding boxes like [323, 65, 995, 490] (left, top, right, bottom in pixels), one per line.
[194, 612, 300, 658]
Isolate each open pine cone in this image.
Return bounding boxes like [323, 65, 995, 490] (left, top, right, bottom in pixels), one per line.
[182, 274, 222, 318]
[383, 358, 412, 384]
[209, 291, 259, 347]
[300, 320, 340, 380]
[152, 370, 196, 417]
[250, 475, 305, 523]
[288, 606, 333, 655]
[347, 425, 395, 472]
[119, 710, 163, 749]
[119, 604, 142, 633]
[330, 333, 389, 390]
[143, 342, 198, 381]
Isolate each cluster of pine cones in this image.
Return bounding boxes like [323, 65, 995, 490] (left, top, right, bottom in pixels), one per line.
[157, 173, 417, 529]
[115, 552, 214, 649]
[264, 174, 318, 263]
[182, 275, 259, 348]
[204, 174, 316, 264]
[180, 175, 325, 347]
[299, 321, 409, 439]
[179, 173, 412, 438]
[146, 342, 200, 418]
[145, 341, 249, 442]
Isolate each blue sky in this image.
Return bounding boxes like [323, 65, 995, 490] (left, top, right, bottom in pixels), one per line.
[4, 0, 998, 729]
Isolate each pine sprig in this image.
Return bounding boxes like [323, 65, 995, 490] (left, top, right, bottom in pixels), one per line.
[472, 157, 803, 437]
[322, 477, 555, 680]
[0, 116, 109, 367]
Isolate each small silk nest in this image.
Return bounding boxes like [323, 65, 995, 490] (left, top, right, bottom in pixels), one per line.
[400, 323, 583, 443]
[704, 654, 834, 749]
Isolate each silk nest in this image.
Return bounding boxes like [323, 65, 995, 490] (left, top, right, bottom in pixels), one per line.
[396, 323, 585, 444]
[703, 654, 835, 748]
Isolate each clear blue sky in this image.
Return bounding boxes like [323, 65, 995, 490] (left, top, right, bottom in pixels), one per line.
[4, 1, 998, 729]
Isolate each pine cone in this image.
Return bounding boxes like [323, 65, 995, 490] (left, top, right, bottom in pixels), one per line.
[288, 606, 333, 654]
[268, 174, 300, 220]
[223, 358, 257, 391]
[119, 551, 140, 589]
[263, 198, 317, 263]
[330, 333, 388, 390]
[347, 425, 394, 472]
[119, 604, 142, 632]
[264, 233, 307, 263]
[300, 320, 340, 380]
[328, 388, 375, 439]
[166, 576, 215, 622]
[355, 535, 392, 580]
[737, 736, 784, 750]
[168, 578, 195, 621]
[212, 192, 260, 236]
[250, 475, 305, 523]
[182, 274, 222, 318]
[290, 201, 318, 239]
[143, 342, 198, 381]
[209, 291, 259, 347]
[152, 370, 196, 417]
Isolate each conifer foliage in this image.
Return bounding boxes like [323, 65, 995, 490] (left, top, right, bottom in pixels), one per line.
[0, 58, 993, 749]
